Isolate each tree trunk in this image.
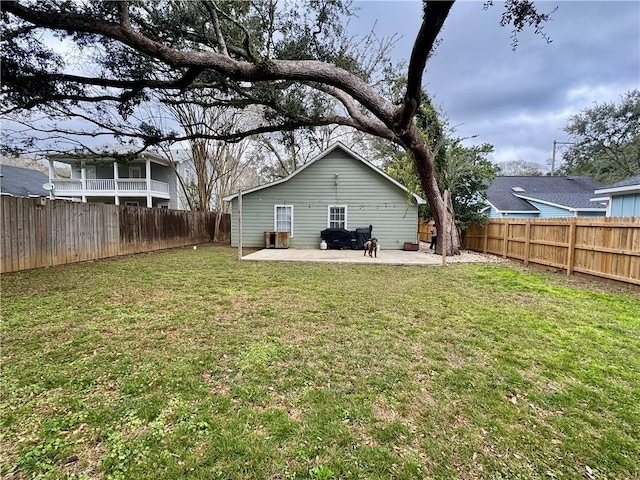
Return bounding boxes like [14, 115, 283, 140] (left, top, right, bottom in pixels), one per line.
[400, 127, 460, 256]
[437, 190, 459, 256]
[213, 212, 221, 242]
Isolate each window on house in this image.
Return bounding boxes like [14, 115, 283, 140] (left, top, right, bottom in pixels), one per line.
[328, 205, 347, 229]
[85, 166, 96, 180]
[274, 205, 293, 236]
[125, 201, 139, 207]
[129, 166, 142, 178]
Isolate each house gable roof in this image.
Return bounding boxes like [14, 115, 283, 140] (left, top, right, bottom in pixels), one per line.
[223, 142, 426, 204]
[594, 175, 640, 195]
[486, 176, 605, 213]
[0, 164, 49, 197]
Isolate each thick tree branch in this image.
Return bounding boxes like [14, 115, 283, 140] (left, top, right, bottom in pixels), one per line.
[201, 1, 228, 56]
[205, 1, 255, 60]
[396, 1, 455, 134]
[313, 84, 395, 142]
[118, 1, 131, 29]
[2, 72, 222, 93]
[3, 1, 395, 126]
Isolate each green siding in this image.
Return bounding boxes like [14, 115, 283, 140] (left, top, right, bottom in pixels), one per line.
[229, 149, 419, 249]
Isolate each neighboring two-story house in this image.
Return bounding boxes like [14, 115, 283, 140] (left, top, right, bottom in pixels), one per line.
[47, 148, 189, 209]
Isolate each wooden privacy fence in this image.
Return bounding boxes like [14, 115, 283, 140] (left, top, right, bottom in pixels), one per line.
[464, 217, 640, 285]
[418, 218, 434, 243]
[1, 196, 230, 273]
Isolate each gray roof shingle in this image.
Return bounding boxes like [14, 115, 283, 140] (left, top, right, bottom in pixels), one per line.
[600, 175, 640, 190]
[516, 192, 606, 209]
[0, 164, 49, 197]
[486, 176, 605, 212]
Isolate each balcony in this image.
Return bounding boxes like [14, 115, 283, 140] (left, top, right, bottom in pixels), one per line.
[51, 178, 170, 198]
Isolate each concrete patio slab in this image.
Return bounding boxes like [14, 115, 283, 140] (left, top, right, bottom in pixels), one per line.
[241, 247, 494, 266]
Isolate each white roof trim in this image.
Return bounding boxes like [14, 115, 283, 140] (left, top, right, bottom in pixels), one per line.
[484, 199, 538, 214]
[593, 184, 640, 195]
[514, 194, 605, 212]
[222, 142, 427, 204]
[501, 210, 541, 214]
[48, 150, 170, 166]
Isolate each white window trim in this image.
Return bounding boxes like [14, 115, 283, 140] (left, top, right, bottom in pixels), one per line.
[327, 205, 348, 229]
[274, 204, 294, 237]
[129, 166, 142, 178]
[125, 201, 139, 207]
[85, 166, 96, 180]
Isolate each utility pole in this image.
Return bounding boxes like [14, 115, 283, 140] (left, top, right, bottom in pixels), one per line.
[550, 140, 575, 176]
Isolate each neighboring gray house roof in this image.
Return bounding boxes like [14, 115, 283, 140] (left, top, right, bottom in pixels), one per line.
[486, 176, 605, 213]
[223, 142, 427, 205]
[0, 164, 49, 197]
[594, 175, 640, 195]
[516, 192, 608, 210]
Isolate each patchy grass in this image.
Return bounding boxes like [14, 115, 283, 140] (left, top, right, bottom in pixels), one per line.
[1, 245, 639, 479]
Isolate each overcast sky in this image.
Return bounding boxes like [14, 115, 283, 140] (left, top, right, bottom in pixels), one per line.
[352, 0, 640, 170]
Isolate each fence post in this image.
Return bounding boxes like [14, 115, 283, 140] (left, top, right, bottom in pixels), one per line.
[237, 190, 243, 261]
[483, 221, 489, 254]
[441, 190, 449, 267]
[503, 219, 508, 258]
[567, 219, 577, 275]
[524, 220, 531, 266]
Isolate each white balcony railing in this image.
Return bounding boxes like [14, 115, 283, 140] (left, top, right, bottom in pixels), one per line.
[51, 178, 170, 197]
[150, 179, 170, 193]
[86, 179, 115, 190]
[52, 179, 83, 191]
[118, 179, 147, 191]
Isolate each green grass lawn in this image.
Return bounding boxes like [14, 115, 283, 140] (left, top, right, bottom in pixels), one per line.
[1, 245, 639, 480]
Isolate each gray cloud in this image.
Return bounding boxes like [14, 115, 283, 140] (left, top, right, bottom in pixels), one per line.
[354, 1, 640, 169]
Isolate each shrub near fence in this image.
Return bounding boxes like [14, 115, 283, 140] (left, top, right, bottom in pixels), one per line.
[1, 196, 230, 273]
[464, 217, 640, 285]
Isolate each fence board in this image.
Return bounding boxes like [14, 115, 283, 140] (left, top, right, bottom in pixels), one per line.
[464, 217, 640, 286]
[1, 197, 10, 272]
[1, 197, 230, 273]
[34, 202, 43, 268]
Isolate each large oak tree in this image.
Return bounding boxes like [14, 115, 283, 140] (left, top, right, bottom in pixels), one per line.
[1, 0, 553, 254]
[558, 90, 640, 184]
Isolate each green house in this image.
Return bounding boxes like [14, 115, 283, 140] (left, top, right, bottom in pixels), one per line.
[223, 143, 426, 250]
